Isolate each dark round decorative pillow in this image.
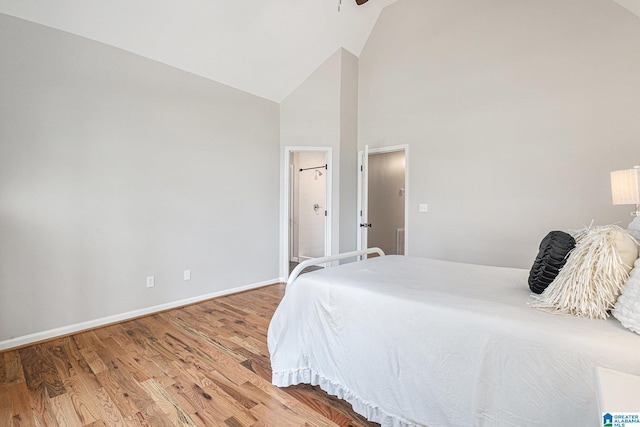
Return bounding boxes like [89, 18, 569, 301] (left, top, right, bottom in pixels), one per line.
[528, 231, 576, 294]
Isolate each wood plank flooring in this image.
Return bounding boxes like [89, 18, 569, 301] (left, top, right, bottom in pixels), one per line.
[0, 284, 378, 427]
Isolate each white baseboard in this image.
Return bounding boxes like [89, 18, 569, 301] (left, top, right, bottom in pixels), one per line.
[0, 278, 283, 352]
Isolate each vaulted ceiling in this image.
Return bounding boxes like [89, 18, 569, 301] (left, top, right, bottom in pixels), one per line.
[3, 0, 638, 102]
[0, 0, 400, 102]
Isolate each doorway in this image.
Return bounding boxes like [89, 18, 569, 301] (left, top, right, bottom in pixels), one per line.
[357, 145, 408, 256]
[283, 147, 332, 279]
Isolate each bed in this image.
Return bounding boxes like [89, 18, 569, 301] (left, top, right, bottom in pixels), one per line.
[267, 252, 640, 427]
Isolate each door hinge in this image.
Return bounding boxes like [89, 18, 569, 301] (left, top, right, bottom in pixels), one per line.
[360, 165, 363, 172]
[324, 210, 327, 217]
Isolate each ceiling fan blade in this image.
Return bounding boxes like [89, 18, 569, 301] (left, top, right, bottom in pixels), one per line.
[355, 0, 369, 4]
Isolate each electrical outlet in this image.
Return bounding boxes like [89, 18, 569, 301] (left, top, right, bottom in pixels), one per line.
[146, 276, 155, 288]
[419, 203, 429, 213]
[183, 270, 191, 281]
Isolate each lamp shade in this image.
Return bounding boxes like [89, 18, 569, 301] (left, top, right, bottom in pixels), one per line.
[611, 167, 640, 205]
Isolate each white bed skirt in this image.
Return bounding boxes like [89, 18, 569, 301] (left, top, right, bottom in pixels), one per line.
[273, 367, 418, 427]
[268, 255, 640, 427]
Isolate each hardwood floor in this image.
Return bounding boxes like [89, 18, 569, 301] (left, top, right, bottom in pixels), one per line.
[0, 284, 378, 427]
[288, 262, 323, 275]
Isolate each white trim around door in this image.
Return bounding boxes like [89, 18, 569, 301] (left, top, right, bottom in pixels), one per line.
[282, 146, 333, 282]
[357, 144, 409, 257]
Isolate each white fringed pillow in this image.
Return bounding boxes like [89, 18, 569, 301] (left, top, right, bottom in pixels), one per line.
[613, 258, 640, 334]
[531, 225, 638, 319]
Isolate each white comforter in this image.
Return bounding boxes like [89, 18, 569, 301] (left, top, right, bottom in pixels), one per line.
[267, 255, 640, 427]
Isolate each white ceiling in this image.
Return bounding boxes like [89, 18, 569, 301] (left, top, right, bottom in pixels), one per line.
[614, 0, 640, 19]
[0, 0, 400, 102]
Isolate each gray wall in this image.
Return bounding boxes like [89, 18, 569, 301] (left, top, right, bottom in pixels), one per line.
[0, 14, 280, 343]
[280, 48, 360, 275]
[368, 151, 406, 255]
[339, 50, 359, 255]
[359, 0, 640, 268]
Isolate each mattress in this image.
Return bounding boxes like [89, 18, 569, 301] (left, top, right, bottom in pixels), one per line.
[267, 255, 640, 426]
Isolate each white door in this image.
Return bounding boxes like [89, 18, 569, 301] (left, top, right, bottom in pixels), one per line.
[357, 145, 369, 257]
[358, 145, 409, 258]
